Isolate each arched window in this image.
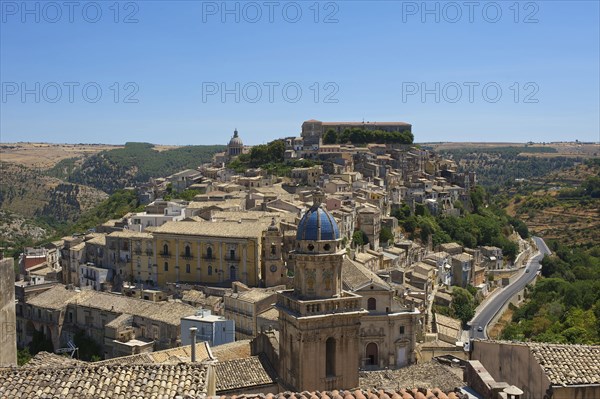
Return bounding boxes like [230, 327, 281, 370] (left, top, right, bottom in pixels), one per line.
[185, 245, 191, 257]
[208, 266, 212, 275]
[367, 297, 377, 311]
[163, 244, 169, 255]
[271, 244, 276, 255]
[206, 247, 213, 259]
[366, 342, 378, 366]
[325, 337, 336, 377]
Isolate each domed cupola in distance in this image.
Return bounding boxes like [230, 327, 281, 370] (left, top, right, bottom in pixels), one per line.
[228, 129, 243, 157]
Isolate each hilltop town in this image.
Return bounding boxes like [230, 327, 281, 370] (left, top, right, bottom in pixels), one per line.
[1, 120, 598, 399]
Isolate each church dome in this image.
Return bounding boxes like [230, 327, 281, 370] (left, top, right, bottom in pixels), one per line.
[228, 129, 243, 147]
[296, 206, 340, 241]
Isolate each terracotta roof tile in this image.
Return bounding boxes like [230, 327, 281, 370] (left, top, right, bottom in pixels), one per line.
[23, 352, 85, 369]
[211, 340, 252, 361]
[0, 363, 208, 398]
[527, 342, 600, 385]
[27, 285, 197, 325]
[214, 354, 277, 393]
[215, 391, 465, 399]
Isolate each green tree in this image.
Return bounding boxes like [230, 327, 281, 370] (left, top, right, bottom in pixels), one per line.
[402, 216, 417, 233]
[352, 230, 368, 247]
[17, 348, 32, 366]
[414, 203, 429, 216]
[379, 226, 394, 246]
[391, 202, 411, 221]
[323, 129, 338, 144]
[470, 186, 486, 213]
[451, 287, 476, 327]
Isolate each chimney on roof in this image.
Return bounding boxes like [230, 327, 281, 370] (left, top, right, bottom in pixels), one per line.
[190, 327, 198, 362]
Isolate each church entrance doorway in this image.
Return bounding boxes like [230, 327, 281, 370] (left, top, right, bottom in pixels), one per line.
[366, 342, 378, 366]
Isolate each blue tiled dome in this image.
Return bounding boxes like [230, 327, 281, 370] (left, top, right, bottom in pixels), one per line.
[296, 206, 340, 241]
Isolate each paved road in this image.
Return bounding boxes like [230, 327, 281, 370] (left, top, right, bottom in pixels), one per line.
[469, 236, 551, 340]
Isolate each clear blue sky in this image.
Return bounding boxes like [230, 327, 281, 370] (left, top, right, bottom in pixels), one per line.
[1, 0, 599, 145]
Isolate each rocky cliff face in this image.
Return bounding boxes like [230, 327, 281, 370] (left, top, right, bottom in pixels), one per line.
[0, 162, 108, 224]
[0, 210, 49, 248]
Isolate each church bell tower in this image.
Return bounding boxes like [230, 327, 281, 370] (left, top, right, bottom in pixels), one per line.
[262, 218, 286, 287]
[277, 190, 366, 391]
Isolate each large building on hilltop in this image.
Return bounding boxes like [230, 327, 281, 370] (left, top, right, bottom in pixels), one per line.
[301, 119, 412, 149]
[277, 190, 368, 391]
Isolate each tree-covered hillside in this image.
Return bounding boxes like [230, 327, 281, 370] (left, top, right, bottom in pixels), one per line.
[228, 139, 318, 176]
[393, 186, 525, 261]
[501, 241, 600, 344]
[434, 146, 580, 192]
[49, 142, 225, 193]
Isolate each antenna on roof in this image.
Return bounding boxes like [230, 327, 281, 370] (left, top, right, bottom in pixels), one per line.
[55, 340, 79, 358]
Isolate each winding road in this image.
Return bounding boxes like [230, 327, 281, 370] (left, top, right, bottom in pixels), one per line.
[468, 236, 552, 340]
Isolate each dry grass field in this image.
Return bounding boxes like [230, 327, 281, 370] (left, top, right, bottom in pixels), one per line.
[424, 141, 599, 158]
[0, 142, 180, 169]
[0, 143, 121, 168]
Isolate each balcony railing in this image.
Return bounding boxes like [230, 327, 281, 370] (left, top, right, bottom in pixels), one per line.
[277, 290, 363, 317]
[181, 254, 194, 260]
[145, 250, 153, 256]
[159, 252, 171, 258]
[202, 255, 214, 260]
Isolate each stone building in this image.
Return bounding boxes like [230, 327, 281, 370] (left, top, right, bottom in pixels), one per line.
[451, 253, 473, 288]
[152, 218, 272, 287]
[19, 285, 197, 359]
[301, 120, 412, 150]
[261, 218, 287, 287]
[0, 257, 16, 367]
[356, 204, 381, 250]
[224, 285, 278, 340]
[290, 165, 323, 186]
[471, 340, 600, 399]
[277, 191, 367, 391]
[60, 236, 85, 286]
[342, 258, 419, 369]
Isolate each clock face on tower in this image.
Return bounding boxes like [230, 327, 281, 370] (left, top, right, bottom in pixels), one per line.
[270, 264, 278, 273]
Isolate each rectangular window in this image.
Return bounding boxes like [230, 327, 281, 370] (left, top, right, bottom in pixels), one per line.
[186, 264, 190, 273]
[399, 326, 405, 335]
[164, 262, 169, 272]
